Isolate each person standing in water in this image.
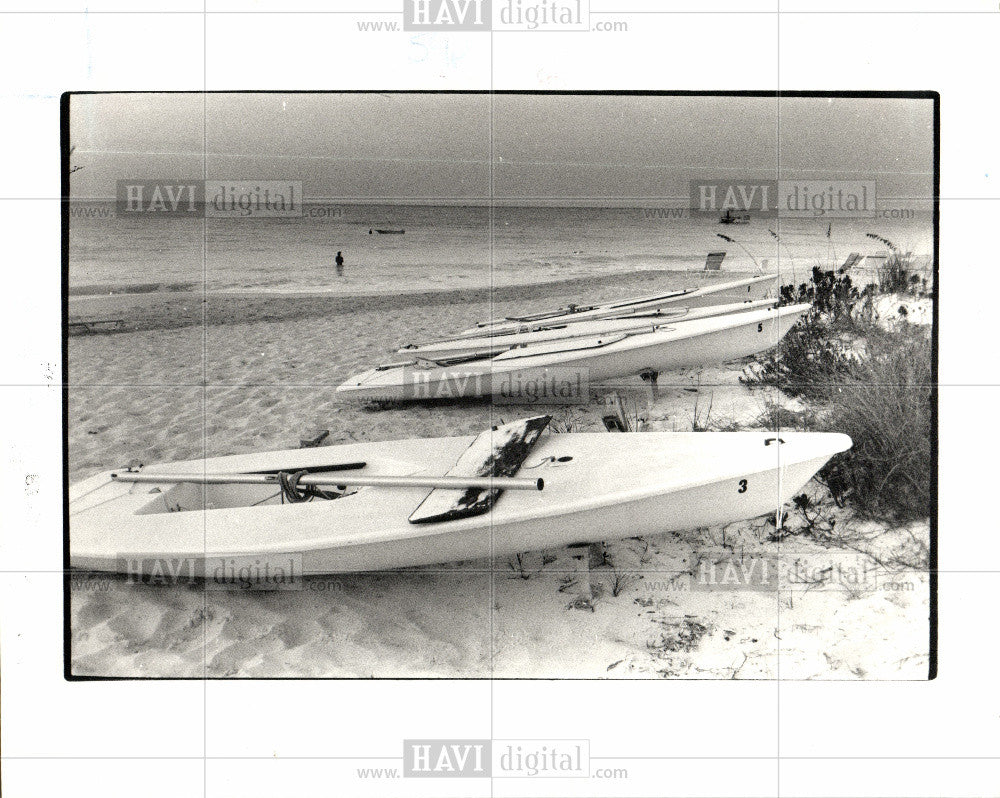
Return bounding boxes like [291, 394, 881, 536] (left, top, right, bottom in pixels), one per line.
[335, 250, 344, 276]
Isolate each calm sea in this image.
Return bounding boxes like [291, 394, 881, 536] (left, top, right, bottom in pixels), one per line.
[68, 203, 934, 295]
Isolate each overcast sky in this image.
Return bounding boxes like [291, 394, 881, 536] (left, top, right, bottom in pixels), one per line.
[70, 93, 934, 205]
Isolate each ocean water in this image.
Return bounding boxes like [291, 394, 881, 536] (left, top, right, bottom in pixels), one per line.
[68, 203, 934, 295]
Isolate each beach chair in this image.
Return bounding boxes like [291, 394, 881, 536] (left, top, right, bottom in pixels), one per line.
[703, 251, 726, 271]
[840, 253, 863, 271]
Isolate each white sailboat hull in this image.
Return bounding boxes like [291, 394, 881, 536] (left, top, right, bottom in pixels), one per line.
[470, 273, 779, 334]
[337, 303, 810, 402]
[70, 431, 851, 575]
[401, 299, 776, 361]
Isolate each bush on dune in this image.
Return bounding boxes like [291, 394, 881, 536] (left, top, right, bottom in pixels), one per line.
[745, 266, 933, 522]
[820, 328, 932, 521]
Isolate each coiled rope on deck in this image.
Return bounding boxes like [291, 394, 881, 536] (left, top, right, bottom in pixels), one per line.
[278, 470, 342, 503]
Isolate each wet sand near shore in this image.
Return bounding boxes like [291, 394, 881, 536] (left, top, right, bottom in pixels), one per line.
[68, 269, 727, 335]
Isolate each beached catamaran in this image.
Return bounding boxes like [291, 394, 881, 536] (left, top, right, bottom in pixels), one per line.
[399, 299, 776, 361]
[337, 303, 810, 402]
[70, 416, 851, 575]
[469, 273, 779, 334]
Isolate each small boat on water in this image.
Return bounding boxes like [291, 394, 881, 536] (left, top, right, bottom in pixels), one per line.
[337, 303, 811, 402]
[374, 228, 405, 234]
[470, 273, 778, 334]
[720, 209, 750, 225]
[70, 416, 851, 575]
[398, 299, 777, 361]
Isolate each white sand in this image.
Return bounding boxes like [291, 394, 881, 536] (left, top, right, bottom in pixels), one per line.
[68, 285, 930, 678]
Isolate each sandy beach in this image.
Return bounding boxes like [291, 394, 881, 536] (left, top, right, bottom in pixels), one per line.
[67, 268, 738, 335]
[68, 270, 930, 679]
[69, 271, 728, 472]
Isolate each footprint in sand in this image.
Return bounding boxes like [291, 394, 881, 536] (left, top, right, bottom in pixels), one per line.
[267, 619, 324, 650]
[105, 606, 163, 645]
[73, 593, 120, 629]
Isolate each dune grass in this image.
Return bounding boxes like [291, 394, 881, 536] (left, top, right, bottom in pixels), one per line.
[818, 327, 932, 520]
[745, 266, 933, 521]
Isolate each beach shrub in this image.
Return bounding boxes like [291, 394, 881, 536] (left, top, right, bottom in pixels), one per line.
[876, 251, 916, 294]
[745, 273, 861, 402]
[817, 327, 932, 520]
[755, 399, 819, 432]
[746, 267, 932, 521]
[778, 265, 874, 327]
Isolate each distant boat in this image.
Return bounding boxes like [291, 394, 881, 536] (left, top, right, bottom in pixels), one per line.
[720, 209, 750, 225]
[374, 228, 405, 234]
